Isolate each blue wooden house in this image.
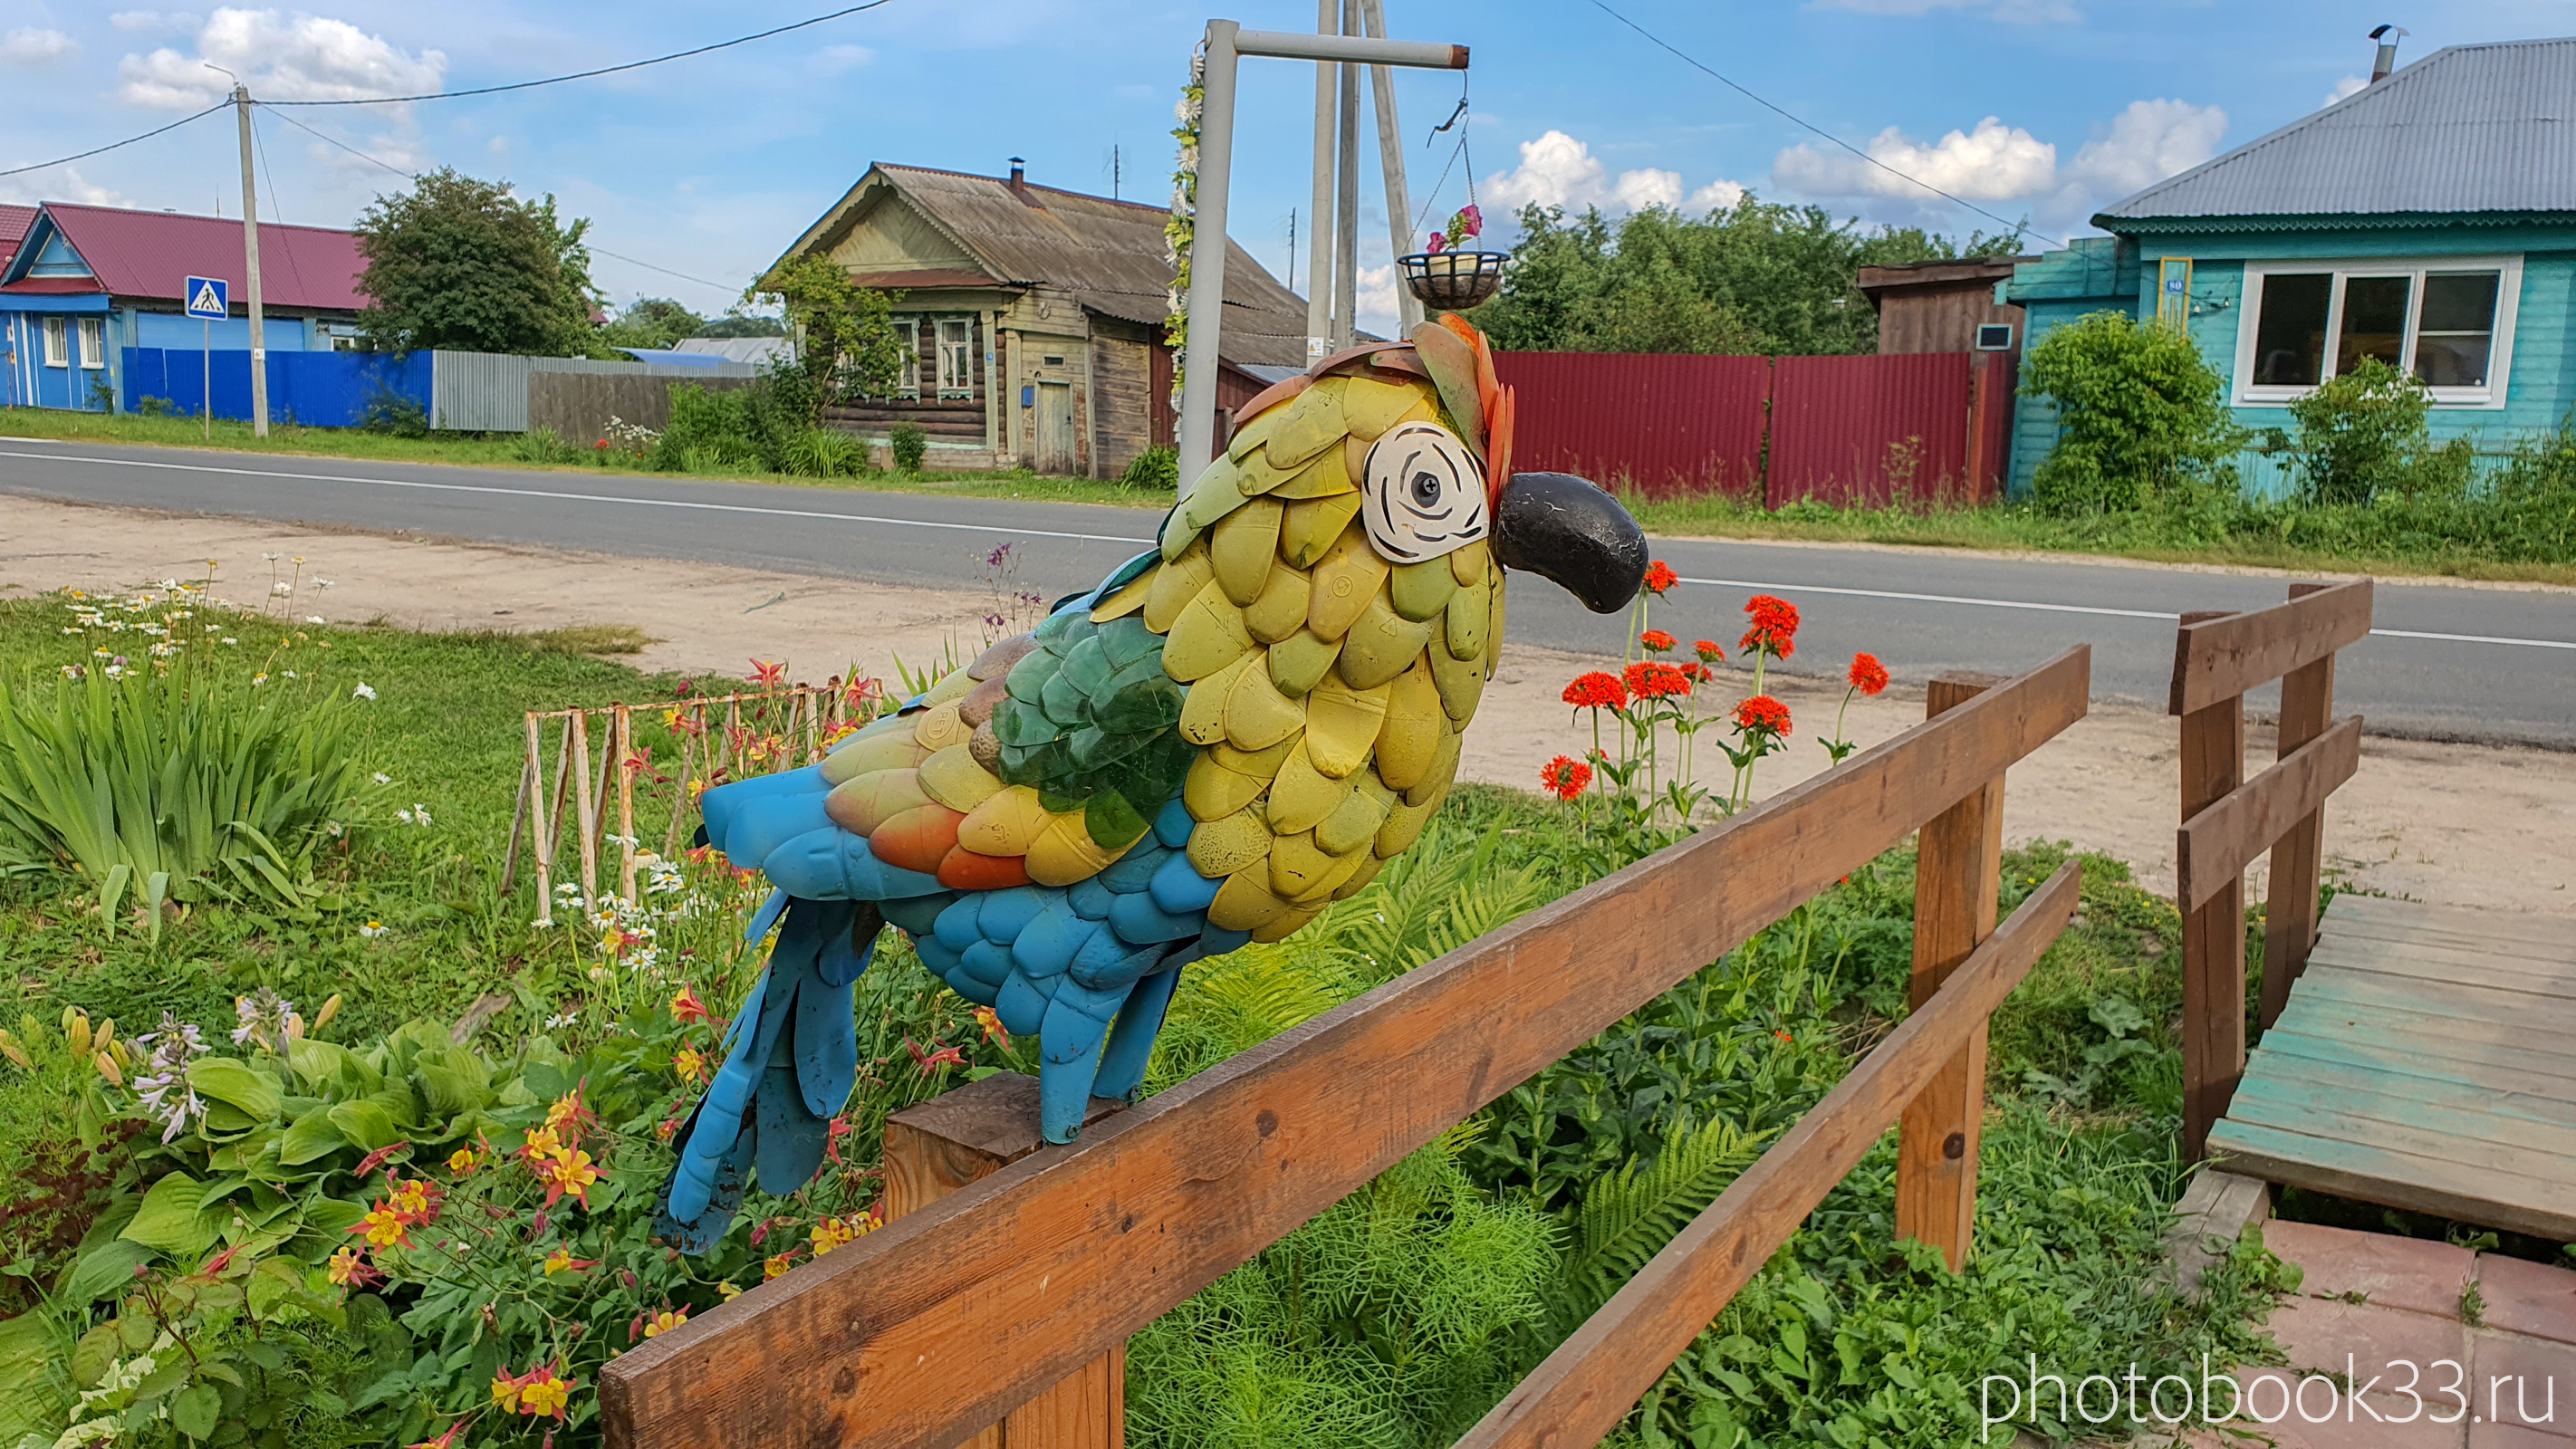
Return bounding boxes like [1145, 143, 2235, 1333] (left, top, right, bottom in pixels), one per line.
[2005, 34, 2576, 497]
[1, 202, 365, 413]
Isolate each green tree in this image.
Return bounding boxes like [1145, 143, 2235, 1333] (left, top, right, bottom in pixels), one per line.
[2020, 311, 2248, 514]
[353, 168, 601, 356]
[745, 254, 906, 426]
[598, 297, 706, 351]
[695, 312, 786, 339]
[1473, 195, 2023, 356]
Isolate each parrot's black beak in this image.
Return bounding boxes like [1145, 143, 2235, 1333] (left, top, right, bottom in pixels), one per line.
[1492, 472, 1648, 614]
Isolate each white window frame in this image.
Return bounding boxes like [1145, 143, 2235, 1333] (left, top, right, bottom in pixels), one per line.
[2233, 254, 2522, 410]
[890, 318, 920, 399]
[42, 316, 68, 368]
[935, 317, 974, 399]
[77, 316, 106, 369]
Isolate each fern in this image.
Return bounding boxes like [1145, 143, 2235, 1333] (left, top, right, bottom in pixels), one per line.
[1565, 1113, 1773, 1313]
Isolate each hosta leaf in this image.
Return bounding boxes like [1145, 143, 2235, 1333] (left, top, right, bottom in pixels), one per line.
[277, 1104, 347, 1166]
[326, 1099, 401, 1152]
[186, 1056, 282, 1122]
[120, 1172, 216, 1256]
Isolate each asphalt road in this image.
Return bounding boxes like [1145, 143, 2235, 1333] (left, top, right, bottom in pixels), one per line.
[4, 437, 2570, 747]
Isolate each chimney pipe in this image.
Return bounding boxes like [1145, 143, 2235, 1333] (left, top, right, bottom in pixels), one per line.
[2369, 24, 2408, 83]
[1009, 157, 1026, 193]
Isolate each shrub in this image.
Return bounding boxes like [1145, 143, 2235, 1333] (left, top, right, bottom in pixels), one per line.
[889, 421, 928, 475]
[2022, 311, 2246, 514]
[0, 589, 367, 919]
[1118, 444, 1179, 492]
[130, 396, 178, 418]
[655, 385, 761, 472]
[360, 385, 432, 438]
[2274, 357, 2475, 506]
[508, 427, 583, 466]
[782, 427, 866, 478]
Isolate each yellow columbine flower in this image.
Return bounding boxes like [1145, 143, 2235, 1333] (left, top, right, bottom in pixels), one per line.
[516, 1371, 572, 1419]
[356, 1206, 409, 1249]
[673, 1047, 706, 1085]
[447, 1147, 478, 1174]
[520, 1125, 562, 1161]
[718, 1281, 744, 1301]
[543, 1248, 576, 1275]
[641, 1307, 688, 1339]
[326, 1246, 369, 1285]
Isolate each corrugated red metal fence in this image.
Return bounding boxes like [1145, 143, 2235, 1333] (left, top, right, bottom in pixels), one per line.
[1495, 349, 2014, 505]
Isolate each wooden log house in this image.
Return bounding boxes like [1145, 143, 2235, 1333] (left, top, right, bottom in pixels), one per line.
[772, 160, 1307, 478]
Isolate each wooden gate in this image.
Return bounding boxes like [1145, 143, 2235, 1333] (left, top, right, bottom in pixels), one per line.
[601, 648, 2094, 1449]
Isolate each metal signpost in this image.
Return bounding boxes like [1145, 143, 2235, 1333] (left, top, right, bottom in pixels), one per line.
[1176, 21, 1467, 486]
[184, 275, 227, 441]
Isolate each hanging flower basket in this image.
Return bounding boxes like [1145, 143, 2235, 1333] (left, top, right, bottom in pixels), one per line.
[1399, 250, 1505, 309]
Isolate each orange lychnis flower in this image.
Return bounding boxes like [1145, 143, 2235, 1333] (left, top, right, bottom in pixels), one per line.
[1562, 671, 1628, 711]
[1642, 560, 1677, 596]
[1740, 594, 1799, 659]
[1622, 661, 1693, 700]
[1539, 755, 1591, 802]
[1639, 629, 1675, 653]
[1848, 651, 1890, 696]
[1733, 696, 1793, 736]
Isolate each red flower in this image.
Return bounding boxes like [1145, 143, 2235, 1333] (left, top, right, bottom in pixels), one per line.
[1538, 754, 1592, 801]
[748, 658, 787, 689]
[1739, 594, 1799, 659]
[1562, 671, 1629, 711]
[905, 1037, 966, 1076]
[1847, 651, 1889, 696]
[1623, 661, 1694, 700]
[353, 1142, 412, 1180]
[1639, 629, 1675, 653]
[1684, 662, 1716, 684]
[1733, 696, 1793, 735]
[1642, 560, 1678, 596]
[1693, 639, 1723, 664]
[668, 986, 711, 1026]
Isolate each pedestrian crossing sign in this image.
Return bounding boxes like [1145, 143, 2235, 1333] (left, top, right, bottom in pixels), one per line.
[185, 276, 228, 320]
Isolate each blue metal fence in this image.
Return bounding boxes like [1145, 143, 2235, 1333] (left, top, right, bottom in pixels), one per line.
[120, 347, 433, 428]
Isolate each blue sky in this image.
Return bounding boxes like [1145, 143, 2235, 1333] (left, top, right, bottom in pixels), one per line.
[4, 1, 2569, 337]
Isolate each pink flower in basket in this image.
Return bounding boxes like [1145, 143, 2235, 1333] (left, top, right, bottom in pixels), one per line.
[1423, 231, 1447, 254]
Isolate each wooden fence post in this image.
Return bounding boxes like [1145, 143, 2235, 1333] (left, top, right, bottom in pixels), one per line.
[567, 708, 599, 905]
[882, 1074, 1127, 1449]
[1895, 671, 2008, 1271]
[2176, 610, 2244, 1164]
[2258, 583, 2336, 1031]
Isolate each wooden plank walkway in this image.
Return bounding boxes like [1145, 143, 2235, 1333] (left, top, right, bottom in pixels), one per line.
[2207, 894, 2576, 1241]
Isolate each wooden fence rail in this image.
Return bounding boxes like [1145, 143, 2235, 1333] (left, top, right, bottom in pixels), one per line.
[2169, 580, 2372, 1160]
[601, 646, 2092, 1449]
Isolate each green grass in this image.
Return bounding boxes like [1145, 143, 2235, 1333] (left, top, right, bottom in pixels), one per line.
[0, 407, 1173, 510]
[1620, 485, 2576, 587]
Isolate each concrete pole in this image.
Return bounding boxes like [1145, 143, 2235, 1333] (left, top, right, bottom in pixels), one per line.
[1176, 21, 1240, 485]
[1360, 0, 1423, 333]
[1332, 0, 1361, 351]
[233, 83, 269, 437]
[1302, 0, 1334, 363]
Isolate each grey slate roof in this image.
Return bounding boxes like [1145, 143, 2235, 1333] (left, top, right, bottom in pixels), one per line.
[2096, 36, 2576, 229]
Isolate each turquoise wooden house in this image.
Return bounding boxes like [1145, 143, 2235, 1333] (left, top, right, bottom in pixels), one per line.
[2005, 34, 2576, 497]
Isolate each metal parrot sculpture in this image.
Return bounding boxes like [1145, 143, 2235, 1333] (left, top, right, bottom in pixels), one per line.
[656, 316, 1646, 1251]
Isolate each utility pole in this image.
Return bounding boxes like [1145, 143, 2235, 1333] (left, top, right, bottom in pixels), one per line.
[1285, 207, 1296, 294]
[1332, 0, 1361, 352]
[1360, 0, 1423, 332]
[232, 82, 269, 437]
[1303, 0, 1335, 362]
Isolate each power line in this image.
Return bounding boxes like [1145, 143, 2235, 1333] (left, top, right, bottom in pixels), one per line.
[264, 1, 897, 107]
[0, 101, 231, 179]
[1584, 0, 2056, 247]
[264, 106, 743, 300]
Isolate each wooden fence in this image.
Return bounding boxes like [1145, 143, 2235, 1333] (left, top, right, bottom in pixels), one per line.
[504, 680, 876, 917]
[526, 371, 756, 446]
[2170, 580, 2373, 1159]
[600, 645, 2093, 1448]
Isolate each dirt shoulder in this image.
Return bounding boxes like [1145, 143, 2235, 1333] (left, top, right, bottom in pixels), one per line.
[5, 493, 2567, 917]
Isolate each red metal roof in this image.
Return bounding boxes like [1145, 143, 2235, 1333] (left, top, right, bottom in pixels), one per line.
[28, 203, 365, 312]
[0, 277, 101, 295]
[0, 205, 34, 273]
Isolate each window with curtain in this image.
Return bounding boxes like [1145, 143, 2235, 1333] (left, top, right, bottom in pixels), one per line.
[77, 317, 106, 369]
[936, 319, 972, 398]
[891, 320, 920, 398]
[43, 317, 67, 368]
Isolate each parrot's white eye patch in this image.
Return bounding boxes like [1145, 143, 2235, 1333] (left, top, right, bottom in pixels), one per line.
[1360, 421, 1489, 564]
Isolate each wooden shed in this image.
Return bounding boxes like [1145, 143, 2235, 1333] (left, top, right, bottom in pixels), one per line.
[773, 161, 1306, 478]
[1855, 257, 2030, 357]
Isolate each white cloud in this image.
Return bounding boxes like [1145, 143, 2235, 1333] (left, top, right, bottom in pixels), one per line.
[1482, 130, 1747, 218]
[0, 165, 130, 208]
[119, 8, 445, 110]
[1809, 0, 2078, 22]
[2323, 75, 2368, 108]
[1774, 116, 2055, 202]
[1355, 263, 1399, 327]
[1, 27, 78, 65]
[1688, 178, 1747, 212]
[816, 44, 873, 72]
[111, 11, 201, 31]
[487, 134, 509, 155]
[2066, 99, 2227, 197]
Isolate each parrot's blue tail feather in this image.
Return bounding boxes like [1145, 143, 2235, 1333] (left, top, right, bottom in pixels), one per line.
[658, 896, 882, 1248]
